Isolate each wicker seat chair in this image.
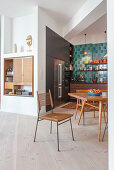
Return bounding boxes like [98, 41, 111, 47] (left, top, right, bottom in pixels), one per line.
[34, 89, 74, 151]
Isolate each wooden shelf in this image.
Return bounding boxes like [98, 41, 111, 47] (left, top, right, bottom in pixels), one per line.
[5, 75, 13, 77]
[3, 52, 34, 58]
[4, 94, 33, 97]
[4, 57, 33, 96]
[13, 82, 32, 86]
[85, 63, 107, 65]
[71, 82, 108, 84]
[76, 70, 108, 72]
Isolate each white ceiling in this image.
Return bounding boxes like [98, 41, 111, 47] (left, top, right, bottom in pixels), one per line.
[70, 14, 107, 44]
[38, 0, 86, 25]
[0, 0, 107, 44]
[0, 0, 37, 17]
[81, 14, 107, 35]
[0, 0, 86, 25]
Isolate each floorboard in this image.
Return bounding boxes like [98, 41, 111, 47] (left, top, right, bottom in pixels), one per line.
[0, 107, 108, 170]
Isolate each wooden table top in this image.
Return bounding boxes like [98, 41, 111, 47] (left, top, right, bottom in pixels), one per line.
[68, 92, 108, 102]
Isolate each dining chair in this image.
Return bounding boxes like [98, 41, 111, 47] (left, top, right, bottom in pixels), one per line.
[34, 89, 74, 151]
[75, 89, 108, 125]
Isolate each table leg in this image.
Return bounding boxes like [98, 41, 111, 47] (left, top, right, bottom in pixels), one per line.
[83, 109, 85, 125]
[75, 99, 79, 119]
[93, 101, 95, 118]
[98, 101, 102, 141]
[78, 100, 85, 125]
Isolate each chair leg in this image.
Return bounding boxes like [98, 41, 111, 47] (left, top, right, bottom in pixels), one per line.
[70, 118, 74, 141]
[106, 111, 108, 122]
[50, 121, 52, 134]
[94, 110, 95, 118]
[105, 104, 108, 122]
[34, 117, 39, 142]
[78, 101, 85, 125]
[75, 99, 79, 119]
[93, 102, 95, 118]
[102, 121, 108, 141]
[57, 122, 59, 151]
[103, 111, 106, 123]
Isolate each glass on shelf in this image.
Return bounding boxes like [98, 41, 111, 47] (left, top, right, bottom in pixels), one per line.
[7, 67, 13, 76]
[5, 76, 13, 82]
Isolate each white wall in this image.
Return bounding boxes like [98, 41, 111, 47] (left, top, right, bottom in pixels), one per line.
[12, 14, 34, 53]
[108, 0, 114, 169]
[0, 6, 63, 115]
[38, 7, 63, 93]
[4, 16, 12, 54]
[1, 7, 38, 116]
[0, 16, 1, 86]
[2, 14, 35, 54]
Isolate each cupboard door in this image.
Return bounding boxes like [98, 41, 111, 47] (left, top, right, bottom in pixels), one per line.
[13, 58, 22, 84]
[23, 57, 33, 84]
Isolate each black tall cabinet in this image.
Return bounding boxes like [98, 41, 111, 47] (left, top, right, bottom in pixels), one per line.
[46, 27, 70, 109]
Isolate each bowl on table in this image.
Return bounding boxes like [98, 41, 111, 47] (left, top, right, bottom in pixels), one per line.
[88, 89, 102, 96]
[88, 92, 102, 96]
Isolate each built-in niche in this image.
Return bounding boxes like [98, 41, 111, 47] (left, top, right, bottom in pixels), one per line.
[4, 56, 33, 96]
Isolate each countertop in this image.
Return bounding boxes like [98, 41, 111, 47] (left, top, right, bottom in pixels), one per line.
[70, 81, 107, 85]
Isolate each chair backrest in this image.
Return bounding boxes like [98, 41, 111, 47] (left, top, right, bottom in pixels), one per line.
[76, 89, 108, 93]
[37, 89, 54, 112]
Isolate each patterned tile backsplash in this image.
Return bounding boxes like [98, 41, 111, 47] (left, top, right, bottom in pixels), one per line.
[73, 43, 107, 83]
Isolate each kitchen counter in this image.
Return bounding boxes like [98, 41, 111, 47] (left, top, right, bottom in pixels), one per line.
[70, 82, 108, 93]
[71, 82, 107, 84]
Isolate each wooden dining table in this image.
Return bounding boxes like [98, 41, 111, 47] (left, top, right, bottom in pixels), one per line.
[68, 92, 108, 141]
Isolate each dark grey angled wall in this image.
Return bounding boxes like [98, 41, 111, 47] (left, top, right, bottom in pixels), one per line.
[46, 27, 70, 108]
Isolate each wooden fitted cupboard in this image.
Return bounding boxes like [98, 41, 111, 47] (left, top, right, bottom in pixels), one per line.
[13, 57, 32, 85]
[23, 57, 32, 84]
[4, 56, 33, 96]
[13, 58, 22, 84]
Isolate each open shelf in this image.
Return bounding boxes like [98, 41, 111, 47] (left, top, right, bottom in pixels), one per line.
[4, 94, 33, 97]
[73, 82, 108, 84]
[85, 63, 107, 65]
[5, 75, 13, 77]
[3, 52, 34, 58]
[4, 57, 33, 97]
[76, 70, 108, 72]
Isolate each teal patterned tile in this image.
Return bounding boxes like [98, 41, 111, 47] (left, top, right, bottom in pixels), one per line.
[73, 42, 107, 83]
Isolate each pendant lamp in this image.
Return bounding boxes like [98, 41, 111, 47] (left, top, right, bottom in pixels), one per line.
[84, 34, 88, 55]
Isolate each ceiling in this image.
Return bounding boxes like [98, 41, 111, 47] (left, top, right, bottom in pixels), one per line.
[38, 0, 86, 25]
[70, 14, 107, 44]
[81, 14, 107, 35]
[0, 0, 107, 44]
[0, 0, 86, 25]
[0, 0, 37, 17]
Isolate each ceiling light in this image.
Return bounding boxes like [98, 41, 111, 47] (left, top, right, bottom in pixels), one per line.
[104, 30, 107, 42]
[84, 33, 88, 55]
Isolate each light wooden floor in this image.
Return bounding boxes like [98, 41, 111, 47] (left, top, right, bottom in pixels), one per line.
[0, 107, 108, 170]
